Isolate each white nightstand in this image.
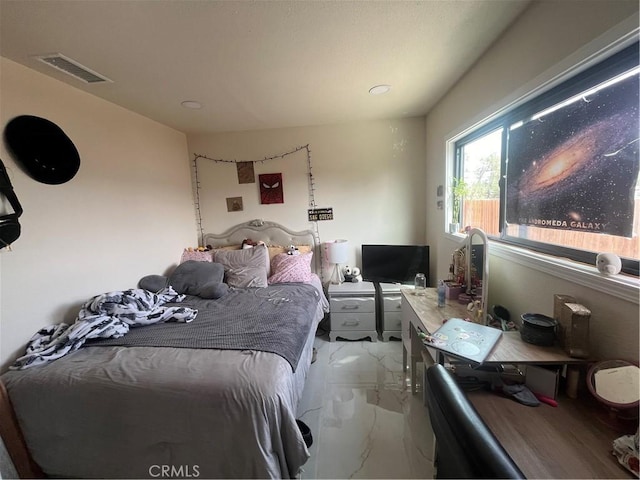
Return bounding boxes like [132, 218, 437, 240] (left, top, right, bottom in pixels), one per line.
[377, 282, 412, 341]
[328, 281, 377, 342]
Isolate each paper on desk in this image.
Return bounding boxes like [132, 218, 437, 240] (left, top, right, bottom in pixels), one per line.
[594, 365, 640, 405]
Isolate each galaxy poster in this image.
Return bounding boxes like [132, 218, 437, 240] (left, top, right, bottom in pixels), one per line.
[506, 72, 639, 237]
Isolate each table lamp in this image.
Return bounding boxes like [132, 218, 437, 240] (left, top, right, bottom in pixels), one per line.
[325, 240, 349, 284]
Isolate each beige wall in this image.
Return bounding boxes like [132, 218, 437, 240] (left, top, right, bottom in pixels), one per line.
[425, 1, 639, 360]
[187, 118, 426, 281]
[0, 58, 197, 369]
[2, 0, 636, 370]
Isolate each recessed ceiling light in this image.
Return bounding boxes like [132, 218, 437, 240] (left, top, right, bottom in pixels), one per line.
[369, 84, 391, 95]
[181, 100, 202, 109]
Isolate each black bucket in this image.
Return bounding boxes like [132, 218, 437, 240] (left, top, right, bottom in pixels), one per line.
[296, 419, 313, 448]
[520, 313, 557, 346]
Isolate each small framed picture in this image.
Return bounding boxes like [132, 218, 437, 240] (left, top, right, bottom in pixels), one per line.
[226, 196, 243, 212]
[237, 162, 255, 184]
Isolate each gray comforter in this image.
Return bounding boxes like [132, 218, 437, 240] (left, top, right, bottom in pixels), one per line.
[2, 281, 328, 479]
[90, 284, 320, 371]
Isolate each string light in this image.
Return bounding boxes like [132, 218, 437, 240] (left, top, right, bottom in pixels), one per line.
[193, 145, 322, 275]
[192, 156, 205, 245]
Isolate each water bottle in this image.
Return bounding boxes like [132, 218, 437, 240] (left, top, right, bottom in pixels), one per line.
[437, 280, 446, 308]
[414, 273, 426, 295]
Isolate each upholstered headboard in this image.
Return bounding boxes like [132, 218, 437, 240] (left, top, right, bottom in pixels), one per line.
[203, 219, 320, 273]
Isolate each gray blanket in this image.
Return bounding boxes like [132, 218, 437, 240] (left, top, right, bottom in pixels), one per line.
[88, 283, 320, 371]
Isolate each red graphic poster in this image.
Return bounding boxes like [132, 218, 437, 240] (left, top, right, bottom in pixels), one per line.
[259, 173, 284, 204]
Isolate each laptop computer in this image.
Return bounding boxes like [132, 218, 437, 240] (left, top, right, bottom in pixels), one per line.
[424, 318, 502, 365]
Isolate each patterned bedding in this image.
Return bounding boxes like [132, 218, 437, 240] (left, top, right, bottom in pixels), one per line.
[11, 287, 197, 370]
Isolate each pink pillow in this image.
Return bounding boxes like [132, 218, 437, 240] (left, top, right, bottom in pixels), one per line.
[268, 252, 313, 284]
[180, 249, 213, 263]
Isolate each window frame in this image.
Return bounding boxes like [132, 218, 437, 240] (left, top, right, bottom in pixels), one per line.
[452, 41, 639, 276]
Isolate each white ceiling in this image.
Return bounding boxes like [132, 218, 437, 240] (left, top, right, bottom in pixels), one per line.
[0, 0, 530, 134]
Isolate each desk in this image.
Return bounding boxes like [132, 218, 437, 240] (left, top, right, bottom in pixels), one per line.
[467, 389, 634, 478]
[403, 289, 636, 479]
[401, 288, 468, 392]
[401, 288, 584, 393]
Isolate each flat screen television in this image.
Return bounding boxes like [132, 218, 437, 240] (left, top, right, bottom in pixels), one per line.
[361, 244, 430, 285]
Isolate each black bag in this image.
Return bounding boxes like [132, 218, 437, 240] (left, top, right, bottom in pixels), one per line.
[0, 159, 23, 249]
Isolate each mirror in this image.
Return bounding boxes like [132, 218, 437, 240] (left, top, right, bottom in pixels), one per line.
[466, 228, 489, 325]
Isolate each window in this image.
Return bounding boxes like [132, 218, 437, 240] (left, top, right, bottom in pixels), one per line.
[454, 128, 502, 236]
[452, 42, 639, 276]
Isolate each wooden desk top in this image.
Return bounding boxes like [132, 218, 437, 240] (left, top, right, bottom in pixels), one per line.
[403, 290, 634, 478]
[467, 389, 635, 479]
[401, 288, 469, 332]
[401, 289, 584, 365]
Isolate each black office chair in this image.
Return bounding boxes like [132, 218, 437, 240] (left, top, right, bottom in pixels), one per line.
[425, 364, 526, 479]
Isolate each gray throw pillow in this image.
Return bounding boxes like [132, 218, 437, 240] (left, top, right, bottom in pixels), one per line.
[138, 274, 169, 292]
[168, 261, 229, 298]
[213, 244, 269, 288]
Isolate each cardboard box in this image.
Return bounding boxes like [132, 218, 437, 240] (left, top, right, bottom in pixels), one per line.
[554, 294, 576, 352]
[553, 294, 575, 324]
[559, 303, 590, 358]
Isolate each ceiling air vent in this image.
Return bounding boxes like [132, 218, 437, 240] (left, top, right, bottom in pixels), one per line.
[35, 53, 112, 84]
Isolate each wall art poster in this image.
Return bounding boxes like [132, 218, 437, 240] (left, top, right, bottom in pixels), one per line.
[506, 73, 639, 237]
[259, 173, 284, 204]
[308, 208, 333, 221]
[237, 162, 255, 184]
[226, 196, 243, 212]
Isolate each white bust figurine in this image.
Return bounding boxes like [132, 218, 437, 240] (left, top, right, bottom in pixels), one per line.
[596, 253, 622, 275]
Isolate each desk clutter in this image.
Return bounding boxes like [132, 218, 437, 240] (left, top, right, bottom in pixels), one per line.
[449, 362, 558, 408]
[612, 429, 639, 477]
[516, 294, 591, 351]
[403, 289, 638, 479]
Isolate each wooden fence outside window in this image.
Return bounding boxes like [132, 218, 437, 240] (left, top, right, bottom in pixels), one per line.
[463, 199, 639, 260]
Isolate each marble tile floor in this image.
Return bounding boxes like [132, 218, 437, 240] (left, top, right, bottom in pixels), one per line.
[296, 334, 435, 479]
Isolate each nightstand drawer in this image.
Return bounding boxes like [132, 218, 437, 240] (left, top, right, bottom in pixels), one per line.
[328, 281, 377, 342]
[383, 311, 402, 331]
[330, 296, 375, 314]
[332, 312, 375, 331]
[382, 295, 403, 312]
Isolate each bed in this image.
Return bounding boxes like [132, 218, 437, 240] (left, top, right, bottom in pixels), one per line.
[1, 219, 328, 479]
